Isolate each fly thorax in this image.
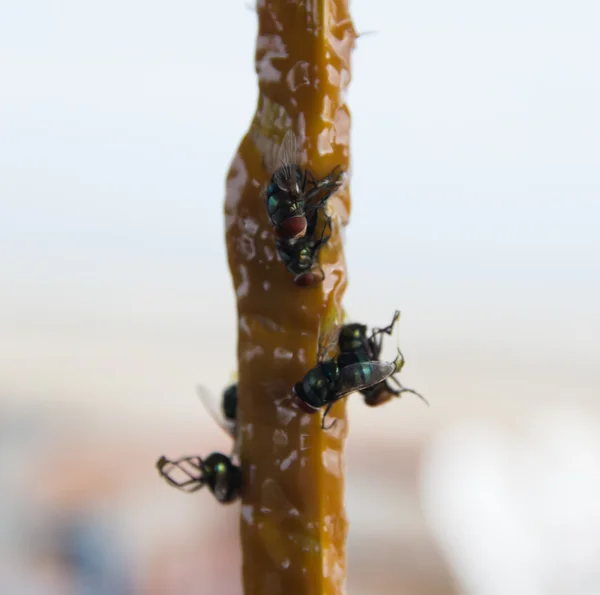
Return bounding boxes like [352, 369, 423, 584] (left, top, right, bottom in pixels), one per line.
[204, 452, 226, 473]
[297, 248, 311, 269]
[287, 200, 303, 215]
[321, 361, 339, 382]
[301, 370, 327, 407]
[267, 195, 279, 215]
[339, 325, 367, 353]
[338, 352, 361, 369]
[342, 337, 363, 353]
[222, 385, 238, 421]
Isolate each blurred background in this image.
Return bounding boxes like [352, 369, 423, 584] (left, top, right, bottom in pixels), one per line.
[1, 0, 599, 593]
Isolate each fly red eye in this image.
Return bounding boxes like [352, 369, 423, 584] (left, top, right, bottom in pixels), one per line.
[293, 270, 323, 287]
[291, 391, 320, 414]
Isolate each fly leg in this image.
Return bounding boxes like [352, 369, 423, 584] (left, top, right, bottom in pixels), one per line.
[319, 164, 344, 187]
[305, 165, 345, 207]
[306, 214, 332, 283]
[303, 168, 319, 192]
[368, 310, 401, 360]
[310, 212, 333, 256]
[388, 350, 429, 405]
[156, 455, 206, 493]
[392, 348, 406, 374]
[321, 402, 338, 430]
[372, 310, 401, 339]
[318, 213, 333, 245]
[306, 165, 344, 193]
[388, 375, 429, 406]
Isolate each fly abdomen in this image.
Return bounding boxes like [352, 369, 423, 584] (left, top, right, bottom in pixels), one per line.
[361, 382, 395, 407]
[295, 247, 313, 272]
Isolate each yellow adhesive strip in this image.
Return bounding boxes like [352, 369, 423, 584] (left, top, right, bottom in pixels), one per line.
[224, 2, 355, 593]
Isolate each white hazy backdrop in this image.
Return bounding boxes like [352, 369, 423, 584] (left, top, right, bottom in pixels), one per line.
[1, 1, 599, 594]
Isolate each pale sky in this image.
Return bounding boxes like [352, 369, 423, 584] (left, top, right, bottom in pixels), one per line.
[1, 0, 599, 431]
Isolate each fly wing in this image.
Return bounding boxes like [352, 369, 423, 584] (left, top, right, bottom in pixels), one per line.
[335, 361, 396, 399]
[276, 129, 297, 168]
[252, 128, 299, 190]
[317, 307, 342, 362]
[272, 129, 299, 191]
[196, 385, 236, 439]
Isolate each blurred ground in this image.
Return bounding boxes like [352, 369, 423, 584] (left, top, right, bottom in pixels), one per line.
[0, 402, 458, 595]
[3, 393, 600, 594]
